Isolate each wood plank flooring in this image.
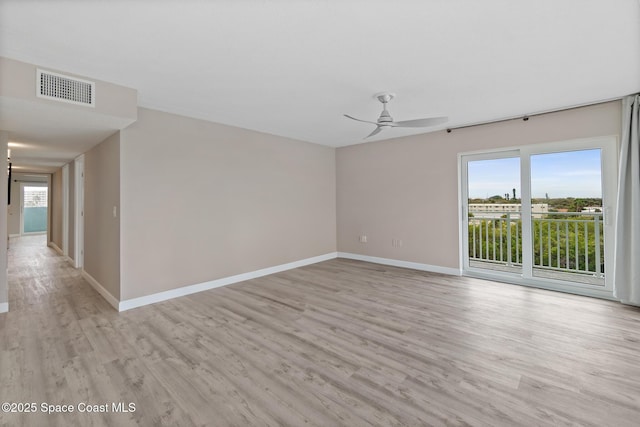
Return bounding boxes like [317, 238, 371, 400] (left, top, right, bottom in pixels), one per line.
[1, 235, 640, 426]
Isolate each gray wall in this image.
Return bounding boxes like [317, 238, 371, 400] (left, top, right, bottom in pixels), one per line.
[0, 131, 7, 310]
[50, 169, 62, 249]
[336, 101, 622, 269]
[68, 160, 75, 261]
[84, 132, 120, 299]
[119, 108, 337, 300]
[8, 176, 20, 236]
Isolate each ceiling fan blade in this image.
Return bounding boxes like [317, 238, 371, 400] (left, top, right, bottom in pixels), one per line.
[344, 114, 378, 125]
[391, 116, 449, 128]
[364, 126, 384, 139]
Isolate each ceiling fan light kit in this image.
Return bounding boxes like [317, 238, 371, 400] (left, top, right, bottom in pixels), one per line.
[344, 92, 448, 139]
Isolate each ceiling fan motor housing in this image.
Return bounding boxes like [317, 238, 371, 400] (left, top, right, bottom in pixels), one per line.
[378, 110, 393, 124]
[375, 92, 395, 124]
[344, 92, 448, 138]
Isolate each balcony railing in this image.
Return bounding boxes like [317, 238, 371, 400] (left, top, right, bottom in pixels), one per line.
[468, 211, 604, 284]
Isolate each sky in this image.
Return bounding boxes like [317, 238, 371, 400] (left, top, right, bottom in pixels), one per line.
[467, 149, 602, 199]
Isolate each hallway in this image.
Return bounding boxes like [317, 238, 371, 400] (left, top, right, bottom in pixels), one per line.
[1, 236, 133, 426]
[6, 235, 100, 313]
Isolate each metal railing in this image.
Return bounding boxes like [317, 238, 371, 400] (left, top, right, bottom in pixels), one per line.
[468, 211, 604, 278]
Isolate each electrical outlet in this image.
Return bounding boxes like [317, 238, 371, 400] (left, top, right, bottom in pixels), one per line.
[359, 235, 367, 243]
[392, 238, 403, 247]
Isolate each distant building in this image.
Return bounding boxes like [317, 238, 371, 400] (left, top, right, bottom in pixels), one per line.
[581, 206, 602, 213]
[469, 203, 549, 219]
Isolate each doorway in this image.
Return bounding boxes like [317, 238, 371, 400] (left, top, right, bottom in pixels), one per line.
[460, 136, 617, 298]
[20, 183, 48, 235]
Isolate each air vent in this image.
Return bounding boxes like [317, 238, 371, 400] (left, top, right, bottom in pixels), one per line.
[36, 69, 95, 107]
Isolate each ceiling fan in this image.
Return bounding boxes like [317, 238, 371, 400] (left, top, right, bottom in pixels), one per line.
[344, 92, 448, 138]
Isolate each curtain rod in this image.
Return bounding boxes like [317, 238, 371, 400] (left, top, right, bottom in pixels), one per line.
[445, 96, 625, 133]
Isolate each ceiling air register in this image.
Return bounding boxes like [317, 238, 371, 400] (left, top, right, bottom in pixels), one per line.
[36, 69, 95, 107]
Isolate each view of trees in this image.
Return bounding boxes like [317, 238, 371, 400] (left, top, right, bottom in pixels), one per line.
[468, 196, 603, 212]
[468, 214, 604, 274]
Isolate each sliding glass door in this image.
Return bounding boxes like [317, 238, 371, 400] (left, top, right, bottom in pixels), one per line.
[460, 137, 617, 297]
[529, 149, 605, 285]
[465, 152, 522, 276]
[21, 184, 48, 235]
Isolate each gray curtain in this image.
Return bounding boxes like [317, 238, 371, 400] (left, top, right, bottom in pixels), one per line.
[613, 94, 640, 305]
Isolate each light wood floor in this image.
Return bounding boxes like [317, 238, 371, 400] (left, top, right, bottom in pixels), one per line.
[2, 236, 640, 426]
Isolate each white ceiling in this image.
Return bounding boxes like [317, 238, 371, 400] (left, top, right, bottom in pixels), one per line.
[1, 97, 135, 173]
[1, 0, 639, 158]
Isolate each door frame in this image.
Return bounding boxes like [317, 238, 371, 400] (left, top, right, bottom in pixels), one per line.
[459, 149, 521, 274]
[74, 154, 84, 269]
[62, 164, 69, 256]
[458, 135, 618, 299]
[19, 181, 49, 236]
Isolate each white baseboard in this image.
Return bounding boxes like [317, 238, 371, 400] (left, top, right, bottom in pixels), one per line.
[48, 242, 63, 255]
[0, 302, 8, 313]
[81, 270, 120, 311]
[118, 252, 339, 312]
[9, 234, 19, 238]
[620, 300, 640, 307]
[337, 252, 461, 276]
[83, 251, 459, 313]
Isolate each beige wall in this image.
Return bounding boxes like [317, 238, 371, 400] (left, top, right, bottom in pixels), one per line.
[68, 161, 75, 261]
[50, 169, 63, 249]
[336, 101, 622, 269]
[0, 131, 7, 309]
[120, 108, 336, 300]
[0, 56, 137, 120]
[84, 132, 120, 299]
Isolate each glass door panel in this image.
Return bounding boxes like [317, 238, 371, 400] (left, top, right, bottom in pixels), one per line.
[22, 185, 48, 234]
[466, 156, 522, 275]
[529, 149, 604, 285]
